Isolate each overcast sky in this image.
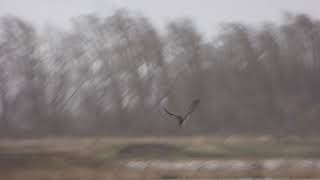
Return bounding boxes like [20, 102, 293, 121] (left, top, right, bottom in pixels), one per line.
[1, 0, 320, 36]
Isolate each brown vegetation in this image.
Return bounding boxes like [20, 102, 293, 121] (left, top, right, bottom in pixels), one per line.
[1, 136, 320, 179]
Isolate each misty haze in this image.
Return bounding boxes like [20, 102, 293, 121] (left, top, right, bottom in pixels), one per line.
[1, 1, 320, 179]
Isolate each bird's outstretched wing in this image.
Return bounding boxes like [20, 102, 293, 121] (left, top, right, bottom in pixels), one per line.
[164, 107, 181, 120]
[183, 99, 200, 119]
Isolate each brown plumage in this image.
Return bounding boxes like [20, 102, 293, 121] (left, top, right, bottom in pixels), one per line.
[163, 99, 200, 127]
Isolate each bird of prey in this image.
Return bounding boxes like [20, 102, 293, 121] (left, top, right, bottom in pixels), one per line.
[163, 99, 200, 127]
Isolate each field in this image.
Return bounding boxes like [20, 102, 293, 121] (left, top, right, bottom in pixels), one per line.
[1, 135, 320, 179]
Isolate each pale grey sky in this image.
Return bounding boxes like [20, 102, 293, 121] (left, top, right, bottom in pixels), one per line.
[1, 0, 320, 36]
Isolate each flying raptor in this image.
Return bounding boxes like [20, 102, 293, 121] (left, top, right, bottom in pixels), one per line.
[163, 99, 200, 127]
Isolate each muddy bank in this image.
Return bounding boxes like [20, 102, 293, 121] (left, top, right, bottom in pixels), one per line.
[123, 159, 320, 178]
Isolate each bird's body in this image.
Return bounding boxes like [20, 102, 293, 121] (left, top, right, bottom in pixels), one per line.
[163, 99, 200, 127]
[164, 107, 185, 127]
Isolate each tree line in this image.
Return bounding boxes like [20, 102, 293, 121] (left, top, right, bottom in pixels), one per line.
[1, 9, 320, 137]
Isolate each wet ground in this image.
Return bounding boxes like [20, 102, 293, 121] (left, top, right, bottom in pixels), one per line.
[123, 159, 320, 178]
[125, 159, 320, 171]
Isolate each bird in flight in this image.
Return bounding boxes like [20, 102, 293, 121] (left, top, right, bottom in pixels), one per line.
[163, 99, 200, 127]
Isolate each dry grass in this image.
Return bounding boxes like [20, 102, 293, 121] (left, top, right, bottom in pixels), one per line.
[1, 135, 320, 179]
[2, 165, 320, 180]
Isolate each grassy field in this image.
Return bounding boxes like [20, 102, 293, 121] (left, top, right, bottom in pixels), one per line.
[1, 135, 320, 179]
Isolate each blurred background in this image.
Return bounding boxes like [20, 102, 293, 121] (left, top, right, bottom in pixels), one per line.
[1, 1, 320, 179]
[1, 5, 320, 136]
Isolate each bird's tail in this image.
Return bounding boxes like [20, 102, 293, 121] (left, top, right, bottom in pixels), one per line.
[178, 120, 184, 128]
